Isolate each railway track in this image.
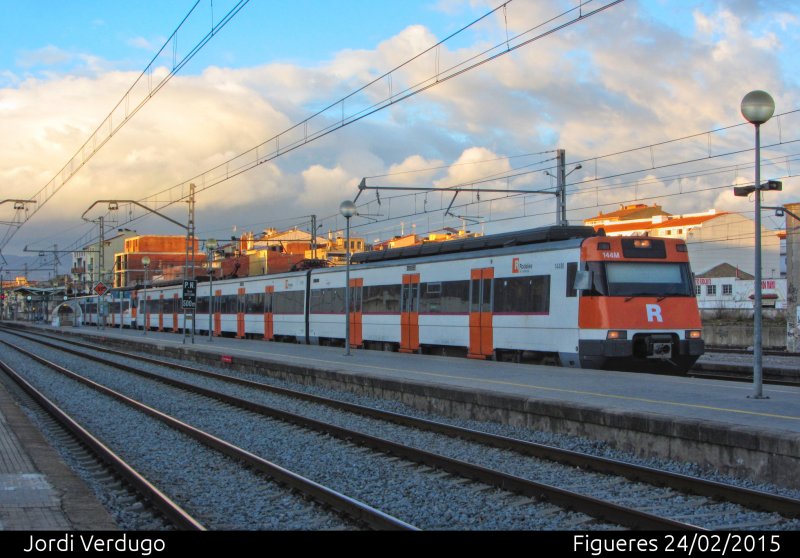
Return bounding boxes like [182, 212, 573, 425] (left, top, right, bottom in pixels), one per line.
[3, 327, 800, 530]
[0, 335, 413, 530]
[687, 369, 800, 387]
[0, 358, 204, 531]
[690, 351, 800, 387]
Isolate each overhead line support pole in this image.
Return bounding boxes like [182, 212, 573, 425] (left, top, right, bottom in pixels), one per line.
[557, 149, 566, 226]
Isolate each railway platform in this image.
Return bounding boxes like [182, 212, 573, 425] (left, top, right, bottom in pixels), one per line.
[0, 373, 117, 530]
[3, 321, 800, 495]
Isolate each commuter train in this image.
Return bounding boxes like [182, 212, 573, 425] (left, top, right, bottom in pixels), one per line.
[75, 225, 705, 372]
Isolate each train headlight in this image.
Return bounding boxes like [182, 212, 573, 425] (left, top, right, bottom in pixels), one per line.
[606, 330, 627, 340]
[686, 330, 702, 339]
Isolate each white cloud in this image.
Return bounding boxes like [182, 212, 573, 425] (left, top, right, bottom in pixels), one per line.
[2, 1, 798, 256]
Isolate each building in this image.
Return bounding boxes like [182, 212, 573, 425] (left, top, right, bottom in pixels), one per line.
[584, 203, 671, 227]
[693, 264, 785, 310]
[113, 235, 206, 287]
[584, 205, 784, 310]
[72, 231, 136, 294]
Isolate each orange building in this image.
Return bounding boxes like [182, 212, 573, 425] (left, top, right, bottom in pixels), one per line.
[114, 235, 206, 287]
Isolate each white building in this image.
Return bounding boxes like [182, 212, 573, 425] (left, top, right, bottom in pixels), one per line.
[586, 206, 784, 310]
[693, 263, 786, 310]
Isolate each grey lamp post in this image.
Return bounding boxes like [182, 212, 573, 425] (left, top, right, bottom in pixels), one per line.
[142, 256, 150, 336]
[206, 238, 217, 342]
[741, 90, 775, 399]
[339, 200, 357, 356]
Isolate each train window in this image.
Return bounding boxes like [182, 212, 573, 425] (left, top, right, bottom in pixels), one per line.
[566, 262, 578, 298]
[494, 276, 550, 314]
[605, 262, 694, 297]
[362, 285, 401, 313]
[246, 293, 265, 314]
[218, 294, 237, 313]
[274, 290, 305, 314]
[439, 281, 469, 313]
[331, 288, 346, 313]
[310, 288, 345, 314]
[420, 283, 441, 313]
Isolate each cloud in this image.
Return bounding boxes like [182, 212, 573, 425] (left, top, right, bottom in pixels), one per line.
[127, 36, 160, 51]
[17, 46, 74, 68]
[2, 1, 798, 257]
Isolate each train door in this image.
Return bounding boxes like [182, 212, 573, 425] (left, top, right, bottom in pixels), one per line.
[158, 293, 164, 331]
[400, 273, 420, 353]
[264, 286, 274, 340]
[172, 293, 179, 332]
[469, 267, 494, 359]
[349, 278, 363, 348]
[213, 289, 222, 336]
[236, 287, 245, 338]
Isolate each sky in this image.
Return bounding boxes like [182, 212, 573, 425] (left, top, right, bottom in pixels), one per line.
[1, 0, 799, 275]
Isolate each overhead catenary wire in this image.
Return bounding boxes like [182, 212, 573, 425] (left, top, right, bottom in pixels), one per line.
[0, 0, 251, 254]
[20, 0, 622, 261]
[123, 1, 624, 216]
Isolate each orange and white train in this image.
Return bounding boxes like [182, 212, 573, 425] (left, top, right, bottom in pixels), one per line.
[79, 225, 705, 372]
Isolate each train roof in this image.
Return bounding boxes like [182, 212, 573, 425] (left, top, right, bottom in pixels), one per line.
[352, 225, 597, 264]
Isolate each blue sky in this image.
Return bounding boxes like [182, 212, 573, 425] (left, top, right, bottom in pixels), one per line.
[1, 1, 486, 78]
[2, 0, 799, 264]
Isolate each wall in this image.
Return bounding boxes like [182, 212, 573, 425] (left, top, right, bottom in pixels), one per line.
[701, 323, 787, 349]
[686, 213, 781, 277]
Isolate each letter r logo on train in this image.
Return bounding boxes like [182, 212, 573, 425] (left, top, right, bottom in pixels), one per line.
[646, 304, 663, 323]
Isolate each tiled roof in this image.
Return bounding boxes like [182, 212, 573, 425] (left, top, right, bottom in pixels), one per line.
[594, 213, 724, 234]
[585, 204, 670, 223]
[696, 262, 754, 280]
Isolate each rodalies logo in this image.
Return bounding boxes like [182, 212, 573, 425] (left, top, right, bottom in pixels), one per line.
[512, 258, 533, 274]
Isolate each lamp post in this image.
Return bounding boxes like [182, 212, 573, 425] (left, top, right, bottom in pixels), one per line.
[339, 200, 357, 356]
[741, 90, 775, 400]
[206, 238, 217, 342]
[142, 256, 150, 336]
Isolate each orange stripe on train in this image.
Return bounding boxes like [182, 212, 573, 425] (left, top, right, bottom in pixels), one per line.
[579, 297, 702, 330]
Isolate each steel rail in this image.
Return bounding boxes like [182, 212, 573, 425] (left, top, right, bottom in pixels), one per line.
[3, 330, 701, 530]
[0, 357, 205, 530]
[0, 339, 417, 531]
[11, 325, 800, 520]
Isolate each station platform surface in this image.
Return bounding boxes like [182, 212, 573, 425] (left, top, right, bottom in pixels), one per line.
[0, 374, 117, 531]
[2, 321, 800, 493]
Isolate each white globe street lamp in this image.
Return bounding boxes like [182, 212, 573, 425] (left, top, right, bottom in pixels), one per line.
[340, 200, 357, 356]
[741, 90, 775, 400]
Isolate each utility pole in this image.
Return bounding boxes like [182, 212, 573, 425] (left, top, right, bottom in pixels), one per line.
[184, 183, 196, 344]
[785, 203, 800, 352]
[557, 149, 566, 226]
[311, 214, 317, 259]
[53, 244, 59, 284]
[99, 215, 105, 330]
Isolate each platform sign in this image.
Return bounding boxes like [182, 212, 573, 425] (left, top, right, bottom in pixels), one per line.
[182, 280, 197, 309]
[94, 282, 109, 296]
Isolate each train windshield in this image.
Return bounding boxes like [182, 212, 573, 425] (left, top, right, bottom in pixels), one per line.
[592, 262, 694, 297]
